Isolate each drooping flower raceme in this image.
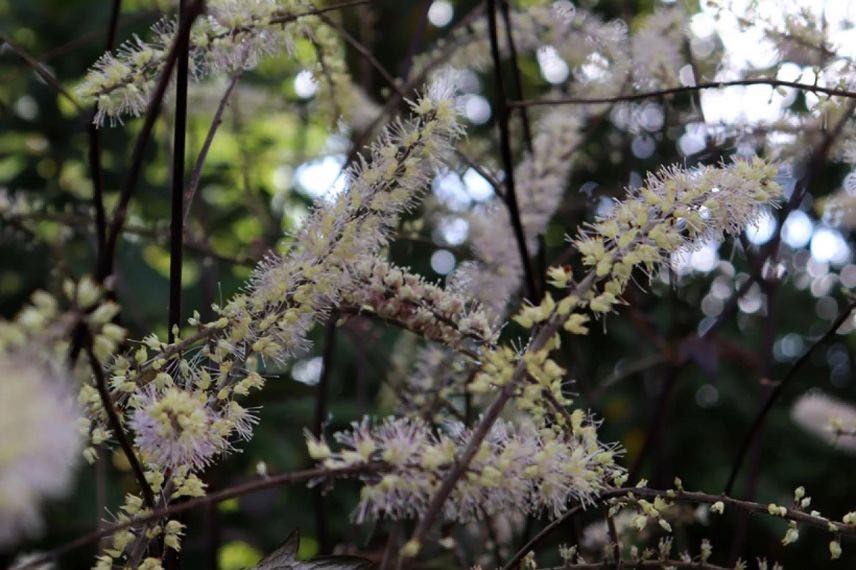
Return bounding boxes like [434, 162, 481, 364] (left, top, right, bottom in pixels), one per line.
[561, 158, 783, 322]
[307, 415, 622, 523]
[340, 256, 499, 351]
[476, 159, 783, 417]
[0, 352, 82, 548]
[77, 0, 353, 125]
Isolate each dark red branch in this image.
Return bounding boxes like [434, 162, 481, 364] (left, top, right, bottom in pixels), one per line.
[511, 79, 856, 108]
[98, 0, 205, 282]
[486, 0, 539, 302]
[167, 0, 192, 343]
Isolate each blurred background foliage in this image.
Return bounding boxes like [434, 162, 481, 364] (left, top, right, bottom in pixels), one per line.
[2, 0, 856, 568]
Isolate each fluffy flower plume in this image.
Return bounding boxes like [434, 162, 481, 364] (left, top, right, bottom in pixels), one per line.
[0, 352, 82, 548]
[308, 415, 622, 523]
[458, 108, 584, 314]
[792, 391, 856, 453]
[232, 84, 462, 364]
[630, 7, 689, 89]
[129, 388, 234, 470]
[341, 256, 498, 350]
[565, 158, 782, 318]
[86, 83, 460, 483]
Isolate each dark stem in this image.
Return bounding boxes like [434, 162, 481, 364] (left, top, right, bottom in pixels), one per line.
[313, 313, 338, 554]
[606, 513, 622, 569]
[98, 0, 205, 282]
[485, 0, 539, 302]
[168, 0, 191, 343]
[84, 334, 155, 509]
[89, 0, 123, 272]
[498, 0, 533, 154]
[105, 0, 122, 48]
[397, 0, 433, 79]
[511, 79, 856, 108]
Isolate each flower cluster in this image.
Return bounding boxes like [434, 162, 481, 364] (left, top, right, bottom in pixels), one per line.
[308, 416, 622, 523]
[630, 7, 689, 90]
[341, 256, 499, 350]
[548, 158, 782, 323]
[67, 84, 464, 565]
[77, 0, 354, 125]
[128, 387, 250, 471]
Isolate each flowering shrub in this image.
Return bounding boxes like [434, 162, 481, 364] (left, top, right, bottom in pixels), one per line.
[2, 0, 856, 569]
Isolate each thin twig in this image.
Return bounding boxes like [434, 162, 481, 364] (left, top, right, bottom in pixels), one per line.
[724, 300, 856, 494]
[84, 334, 155, 509]
[268, 0, 372, 26]
[317, 12, 404, 100]
[89, 0, 123, 273]
[168, 0, 192, 343]
[19, 463, 378, 568]
[183, 73, 241, 224]
[542, 561, 728, 569]
[0, 34, 83, 112]
[486, 0, 539, 302]
[510, 79, 856, 108]
[502, 485, 856, 570]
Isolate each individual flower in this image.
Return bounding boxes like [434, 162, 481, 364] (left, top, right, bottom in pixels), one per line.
[0, 352, 82, 548]
[129, 387, 231, 471]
